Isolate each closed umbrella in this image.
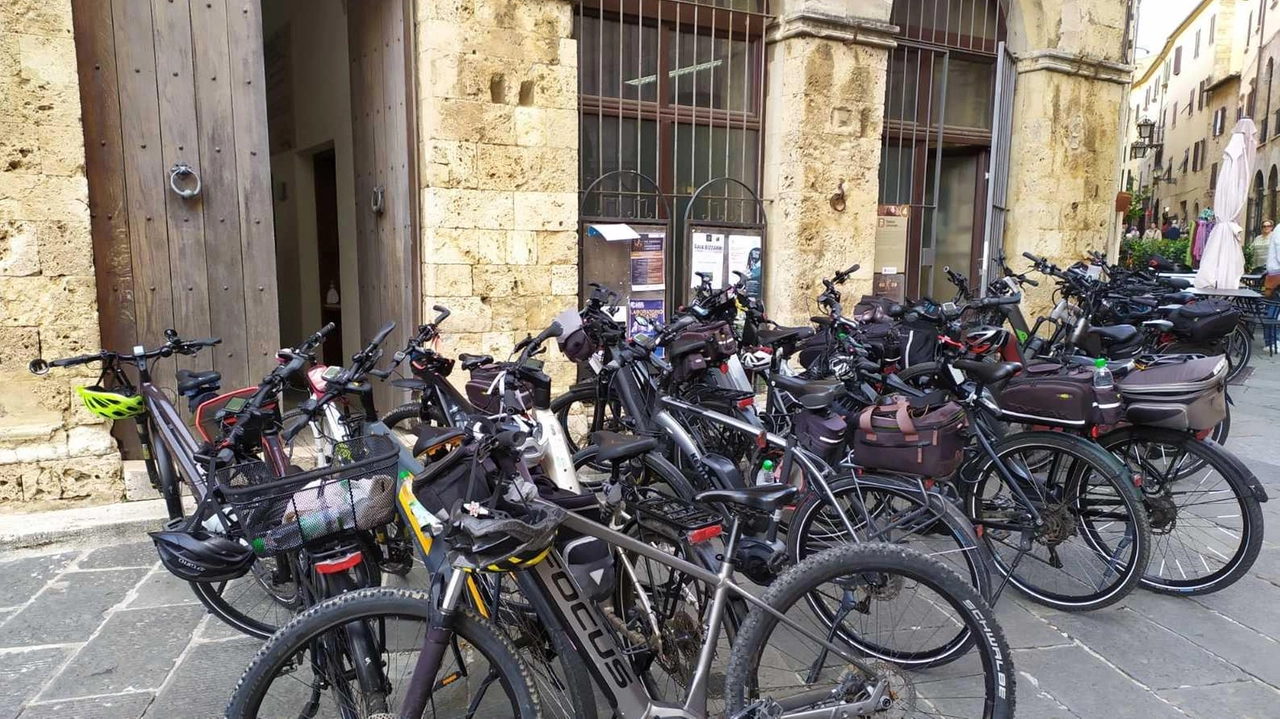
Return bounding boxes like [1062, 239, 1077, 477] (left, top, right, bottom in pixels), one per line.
[1195, 119, 1257, 290]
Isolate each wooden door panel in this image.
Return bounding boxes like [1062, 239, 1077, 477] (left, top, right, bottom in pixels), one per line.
[189, 0, 251, 390]
[226, 0, 281, 379]
[348, 0, 417, 415]
[152, 0, 214, 375]
[74, 0, 280, 455]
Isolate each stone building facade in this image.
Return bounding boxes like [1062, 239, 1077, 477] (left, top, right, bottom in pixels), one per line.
[0, 1, 120, 508]
[0, 0, 1134, 511]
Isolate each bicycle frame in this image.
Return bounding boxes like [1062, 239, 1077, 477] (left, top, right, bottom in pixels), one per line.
[506, 510, 876, 719]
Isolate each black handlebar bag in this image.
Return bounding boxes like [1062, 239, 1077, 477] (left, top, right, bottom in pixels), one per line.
[1170, 300, 1240, 342]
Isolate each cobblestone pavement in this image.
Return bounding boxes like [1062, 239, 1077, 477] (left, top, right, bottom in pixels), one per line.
[2, 354, 1279, 718]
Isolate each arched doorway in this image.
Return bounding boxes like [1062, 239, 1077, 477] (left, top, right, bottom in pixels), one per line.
[878, 0, 1010, 300]
[1268, 166, 1279, 226]
[1251, 170, 1266, 236]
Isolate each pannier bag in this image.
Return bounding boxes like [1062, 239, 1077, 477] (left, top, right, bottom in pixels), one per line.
[681, 321, 739, 363]
[899, 317, 939, 368]
[854, 295, 898, 321]
[795, 409, 848, 465]
[852, 396, 968, 478]
[998, 363, 1123, 428]
[858, 321, 902, 365]
[1118, 354, 1228, 431]
[1170, 300, 1241, 342]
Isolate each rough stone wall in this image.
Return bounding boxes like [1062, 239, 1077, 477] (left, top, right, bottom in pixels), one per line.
[761, 33, 886, 326]
[413, 0, 579, 391]
[1001, 0, 1132, 313]
[0, 0, 121, 509]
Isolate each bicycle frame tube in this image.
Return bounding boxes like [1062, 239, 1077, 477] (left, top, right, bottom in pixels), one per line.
[141, 383, 208, 499]
[519, 508, 878, 718]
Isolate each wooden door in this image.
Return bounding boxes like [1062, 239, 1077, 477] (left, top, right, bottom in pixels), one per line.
[73, 0, 279, 441]
[348, 0, 419, 415]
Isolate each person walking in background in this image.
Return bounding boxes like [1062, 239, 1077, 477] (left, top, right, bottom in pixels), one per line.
[1251, 219, 1275, 272]
[1263, 221, 1280, 352]
[1164, 219, 1183, 240]
[1143, 224, 1162, 241]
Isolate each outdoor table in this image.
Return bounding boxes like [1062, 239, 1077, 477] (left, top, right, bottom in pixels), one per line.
[1186, 287, 1263, 298]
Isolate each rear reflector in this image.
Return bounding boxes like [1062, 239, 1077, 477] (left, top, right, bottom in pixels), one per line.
[687, 525, 722, 544]
[314, 551, 363, 575]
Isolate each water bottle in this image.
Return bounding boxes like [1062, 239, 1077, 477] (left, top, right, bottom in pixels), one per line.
[1092, 357, 1114, 390]
[754, 459, 775, 485]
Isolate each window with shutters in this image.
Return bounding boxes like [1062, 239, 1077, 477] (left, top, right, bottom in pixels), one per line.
[1210, 162, 1219, 191]
[1210, 14, 1216, 43]
[1174, 46, 1183, 75]
[1193, 142, 1200, 172]
[1189, 88, 1195, 115]
[1182, 148, 1189, 174]
[1173, 102, 1178, 128]
[1199, 80, 1206, 111]
[1195, 29, 1201, 58]
[1213, 107, 1223, 136]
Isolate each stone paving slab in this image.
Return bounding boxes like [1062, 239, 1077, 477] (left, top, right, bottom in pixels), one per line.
[0, 568, 147, 647]
[17, 692, 154, 719]
[42, 604, 206, 700]
[141, 638, 260, 719]
[0, 647, 71, 719]
[1161, 680, 1280, 719]
[0, 553, 75, 608]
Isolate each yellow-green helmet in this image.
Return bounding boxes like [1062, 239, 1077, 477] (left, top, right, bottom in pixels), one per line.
[77, 386, 145, 420]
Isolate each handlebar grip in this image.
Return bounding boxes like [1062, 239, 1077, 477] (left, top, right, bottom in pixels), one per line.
[495, 430, 527, 450]
[1022, 251, 1041, 262]
[371, 320, 396, 347]
[534, 321, 564, 345]
[317, 322, 337, 338]
[368, 368, 391, 379]
[432, 305, 451, 323]
[48, 354, 100, 369]
[1022, 277, 1040, 287]
[186, 337, 222, 348]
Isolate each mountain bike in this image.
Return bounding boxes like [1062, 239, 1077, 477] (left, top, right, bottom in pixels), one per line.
[29, 330, 300, 637]
[226, 420, 1016, 719]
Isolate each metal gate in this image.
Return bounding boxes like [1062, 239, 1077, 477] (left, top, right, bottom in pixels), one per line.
[982, 41, 1017, 291]
[879, 0, 1008, 299]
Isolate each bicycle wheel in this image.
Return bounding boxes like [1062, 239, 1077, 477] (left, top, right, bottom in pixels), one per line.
[226, 587, 539, 718]
[787, 474, 991, 666]
[551, 383, 626, 456]
[382, 401, 447, 451]
[725, 543, 1015, 719]
[189, 555, 300, 639]
[963, 430, 1151, 611]
[1099, 427, 1264, 595]
[788, 474, 993, 601]
[571, 444, 696, 496]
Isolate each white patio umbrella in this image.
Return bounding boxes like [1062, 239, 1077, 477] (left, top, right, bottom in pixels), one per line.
[1195, 118, 1257, 290]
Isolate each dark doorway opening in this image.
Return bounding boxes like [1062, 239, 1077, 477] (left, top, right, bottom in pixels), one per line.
[313, 149, 344, 365]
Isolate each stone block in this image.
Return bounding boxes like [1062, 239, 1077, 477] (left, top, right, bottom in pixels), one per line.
[21, 456, 122, 503]
[514, 265, 551, 296]
[0, 172, 90, 223]
[0, 326, 38, 377]
[426, 226, 479, 264]
[0, 647, 72, 719]
[550, 265, 576, 295]
[145, 638, 261, 719]
[535, 230, 576, 265]
[37, 218, 93, 276]
[434, 98, 515, 145]
[0, 218, 39, 276]
[506, 230, 537, 264]
[525, 63, 578, 110]
[0, 120, 40, 174]
[475, 144, 575, 192]
[423, 295, 491, 332]
[17, 36, 78, 88]
[512, 192, 575, 231]
[422, 263, 473, 296]
[422, 139, 477, 190]
[37, 123, 83, 176]
[1, 0, 75, 39]
[0, 567, 147, 646]
[67, 424, 115, 457]
[472, 264, 520, 297]
[421, 187, 514, 230]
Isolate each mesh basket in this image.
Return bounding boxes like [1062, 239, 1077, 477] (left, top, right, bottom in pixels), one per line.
[214, 435, 400, 556]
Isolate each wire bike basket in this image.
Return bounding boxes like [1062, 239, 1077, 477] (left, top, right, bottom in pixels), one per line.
[214, 435, 400, 556]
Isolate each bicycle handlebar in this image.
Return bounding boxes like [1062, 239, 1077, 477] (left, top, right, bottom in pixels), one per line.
[29, 332, 223, 375]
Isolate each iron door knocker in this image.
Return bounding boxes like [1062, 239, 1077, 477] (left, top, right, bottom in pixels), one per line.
[371, 185, 385, 215]
[169, 162, 202, 199]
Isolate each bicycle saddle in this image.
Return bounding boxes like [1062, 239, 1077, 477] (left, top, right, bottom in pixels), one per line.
[1088, 324, 1139, 345]
[176, 369, 221, 394]
[458, 353, 492, 370]
[953, 360, 1022, 385]
[695, 483, 798, 513]
[756, 325, 815, 348]
[767, 374, 842, 410]
[591, 430, 658, 463]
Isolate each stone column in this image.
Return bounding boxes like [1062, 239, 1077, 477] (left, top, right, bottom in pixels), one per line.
[0, 0, 121, 507]
[1001, 0, 1133, 313]
[761, 2, 895, 325]
[413, 0, 579, 389]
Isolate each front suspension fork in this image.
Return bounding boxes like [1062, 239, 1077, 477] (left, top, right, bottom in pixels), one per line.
[399, 569, 468, 717]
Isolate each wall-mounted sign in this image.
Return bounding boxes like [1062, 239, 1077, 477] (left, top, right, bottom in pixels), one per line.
[690, 231, 725, 288]
[727, 234, 763, 298]
[630, 235, 665, 291]
[875, 204, 910, 271]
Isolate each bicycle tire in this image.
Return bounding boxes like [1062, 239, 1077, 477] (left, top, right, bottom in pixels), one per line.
[963, 430, 1151, 611]
[1099, 427, 1264, 595]
[226, 587, 540, 718]
[725, 543, 1015, 719]
[552, 384, 626, 457]
[788, 473, 993, 601]
[571, 444, 697, 497]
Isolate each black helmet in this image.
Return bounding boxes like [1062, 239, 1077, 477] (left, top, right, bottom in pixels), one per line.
[448, 502, 565, 573]
[150, 529, 255, 582]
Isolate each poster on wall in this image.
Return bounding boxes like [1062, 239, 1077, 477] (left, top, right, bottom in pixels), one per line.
[629, 234, 665, 291]
[690, 232, 725, 288]
[628, 299, 665, 356]
[727, 233, 763, 297]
